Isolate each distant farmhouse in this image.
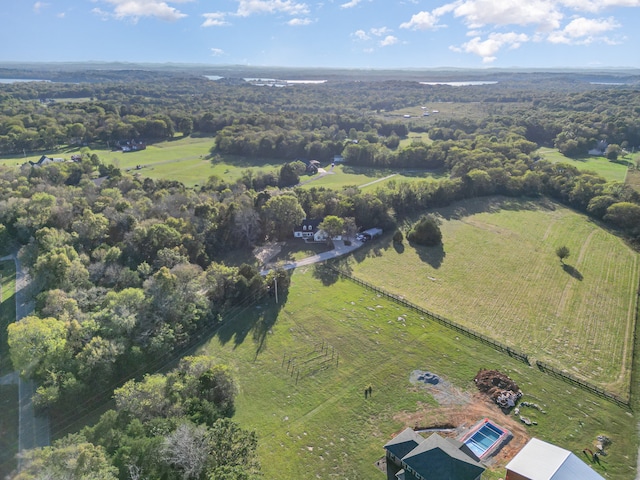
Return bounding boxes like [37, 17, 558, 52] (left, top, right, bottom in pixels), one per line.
[28, 155, 65, 167]
[117, 139, 146, 152]
[293, 218, 342, 242]
[293, 218, 322, 240]
[383, 428, 485, 480]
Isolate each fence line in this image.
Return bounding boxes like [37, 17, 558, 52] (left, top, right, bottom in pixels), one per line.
[326, 265, 530, 365]
[535, 361, 630, 408]
[328, 264, 632, 408]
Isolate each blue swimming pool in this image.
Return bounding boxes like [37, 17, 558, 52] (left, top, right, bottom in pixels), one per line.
[463, 420, 506, 458]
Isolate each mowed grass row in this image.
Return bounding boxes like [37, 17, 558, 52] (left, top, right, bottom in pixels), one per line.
[202, 269, 635, 480]
[0, 260, 16, 376]
[347, 197, 639, 396]
[537, 147, 629, 182]
[0, 260, 17, 478]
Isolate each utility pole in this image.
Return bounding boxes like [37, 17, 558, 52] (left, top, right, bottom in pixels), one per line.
[274, 274, 278, 304]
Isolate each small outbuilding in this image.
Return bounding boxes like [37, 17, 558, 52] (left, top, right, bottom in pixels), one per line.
[505, 438, 604, 480]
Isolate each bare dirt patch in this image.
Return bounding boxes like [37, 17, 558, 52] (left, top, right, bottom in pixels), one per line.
[396, 372, 530, 469]
[253, 242, 284, 266]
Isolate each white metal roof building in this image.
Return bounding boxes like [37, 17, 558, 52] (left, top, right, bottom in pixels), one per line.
[505, 438, 605, 480]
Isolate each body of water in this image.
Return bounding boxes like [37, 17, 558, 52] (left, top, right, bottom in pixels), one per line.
[420, 81, 498, 86]
[0, 78, 50, 84]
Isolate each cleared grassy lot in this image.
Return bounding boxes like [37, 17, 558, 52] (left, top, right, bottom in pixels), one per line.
[0, 384, 18, 478]
[346, 196, 639, 396]
[298, 164, 445, 191]
[202, 269, 634, 480]
[0, 260, 17, 478]
[538, 147, 629, 183]
[0, 260, 16, 376]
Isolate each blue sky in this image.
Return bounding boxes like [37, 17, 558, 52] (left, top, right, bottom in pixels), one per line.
[2, 0, 640, 69]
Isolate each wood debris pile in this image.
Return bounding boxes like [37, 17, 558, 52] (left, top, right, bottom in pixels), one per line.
[474, 369, 522, 408]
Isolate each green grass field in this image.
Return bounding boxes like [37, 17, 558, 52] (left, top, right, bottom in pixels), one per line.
[0, 260, 16, 376]
[0, 384, 18, 478]
[399, 132, 432, 148]
[0, 259, 17, 478]
[298, 164, 445, 191]
[201, 269, 634, 480]
[538, 147, 629, 183]
[346, 196, 638, 396]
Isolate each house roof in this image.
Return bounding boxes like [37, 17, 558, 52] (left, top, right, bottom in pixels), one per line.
[505, 438, 604, 480]
[401, 433, 484, 480]
[384, 428, 423, 460]
[293, 218, 322, 233]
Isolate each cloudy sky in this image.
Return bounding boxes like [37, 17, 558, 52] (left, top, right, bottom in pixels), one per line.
[2, 0, 640, 68]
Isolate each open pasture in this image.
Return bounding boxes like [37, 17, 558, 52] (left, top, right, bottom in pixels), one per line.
[347, 196, 638, 396]
[0, 260, 17, 478]
[298, 164, 444, 190]
[537, 147, 629, 183]
[377, 100, 528, 127]
[0, 260, 16, 376]
[202, 269, 634, 480]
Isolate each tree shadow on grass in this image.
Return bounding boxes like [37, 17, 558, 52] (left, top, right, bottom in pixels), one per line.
[436, 195, 555, 221]
[562, 263, 583, 281]
[410, 242, 446, 269]
[215, 271, 292, 358]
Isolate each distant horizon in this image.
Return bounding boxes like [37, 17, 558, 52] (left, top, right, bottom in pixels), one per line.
[3, 1, 640, 70]
[2, 61, 640, 74]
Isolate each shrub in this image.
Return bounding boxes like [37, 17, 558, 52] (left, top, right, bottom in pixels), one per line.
[407, 215, 442, 246]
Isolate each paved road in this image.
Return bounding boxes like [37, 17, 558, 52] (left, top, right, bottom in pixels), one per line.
[1, 254, 50, 467]
[260, 239, 363, 275]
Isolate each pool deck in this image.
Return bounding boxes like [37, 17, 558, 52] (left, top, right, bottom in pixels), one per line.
[460, 418, 511, 460]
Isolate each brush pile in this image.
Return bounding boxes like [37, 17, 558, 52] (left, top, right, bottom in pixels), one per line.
[474, 369, 522, 408]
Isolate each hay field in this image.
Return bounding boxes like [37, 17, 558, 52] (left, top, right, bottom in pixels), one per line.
[201, 269, 633, 480]
[538, 147, 629, 182]
[347, 197, 639, 396]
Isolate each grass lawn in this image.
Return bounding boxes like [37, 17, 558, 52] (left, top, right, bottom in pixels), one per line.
[538, 147, 629, 183]
[399, 132, 432, 148]
[0, 384, 18, 478]
[626, 168, 640, 193]
[0, 259, 17, 478]
[0, 260, 16, 376]
[298, 164, 445, 191]
[201, 269, 635, 480]
[269, 241, 333, 264]
[345, 196, 639, 397]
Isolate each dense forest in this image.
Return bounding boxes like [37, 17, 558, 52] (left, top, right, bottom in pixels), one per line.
[1, 67, 640, 479]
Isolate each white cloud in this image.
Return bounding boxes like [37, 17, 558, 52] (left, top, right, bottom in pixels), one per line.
[380, 35, 399, 46]
[92, 8, 110, 20]
[352, 29, 370, 40]
[202, 12, 229, 27]
[33, 2, 49, 13]
[57, 12, 66, 18]
[340, 0, 362, 8]
[400, 10, 443, 30]
[559, 0, 640, 13]
[95, 0, 188, 22]
[370, 26, 391, 36]
[235, 0, 309, 17]
[563, 16, 620, 37]
[452, 0, 563, 31]
[457, 31, 529, 62]
[211, 48, 225, 56]
[548, 16, 620, 44]
[288, 17, 312, 25]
